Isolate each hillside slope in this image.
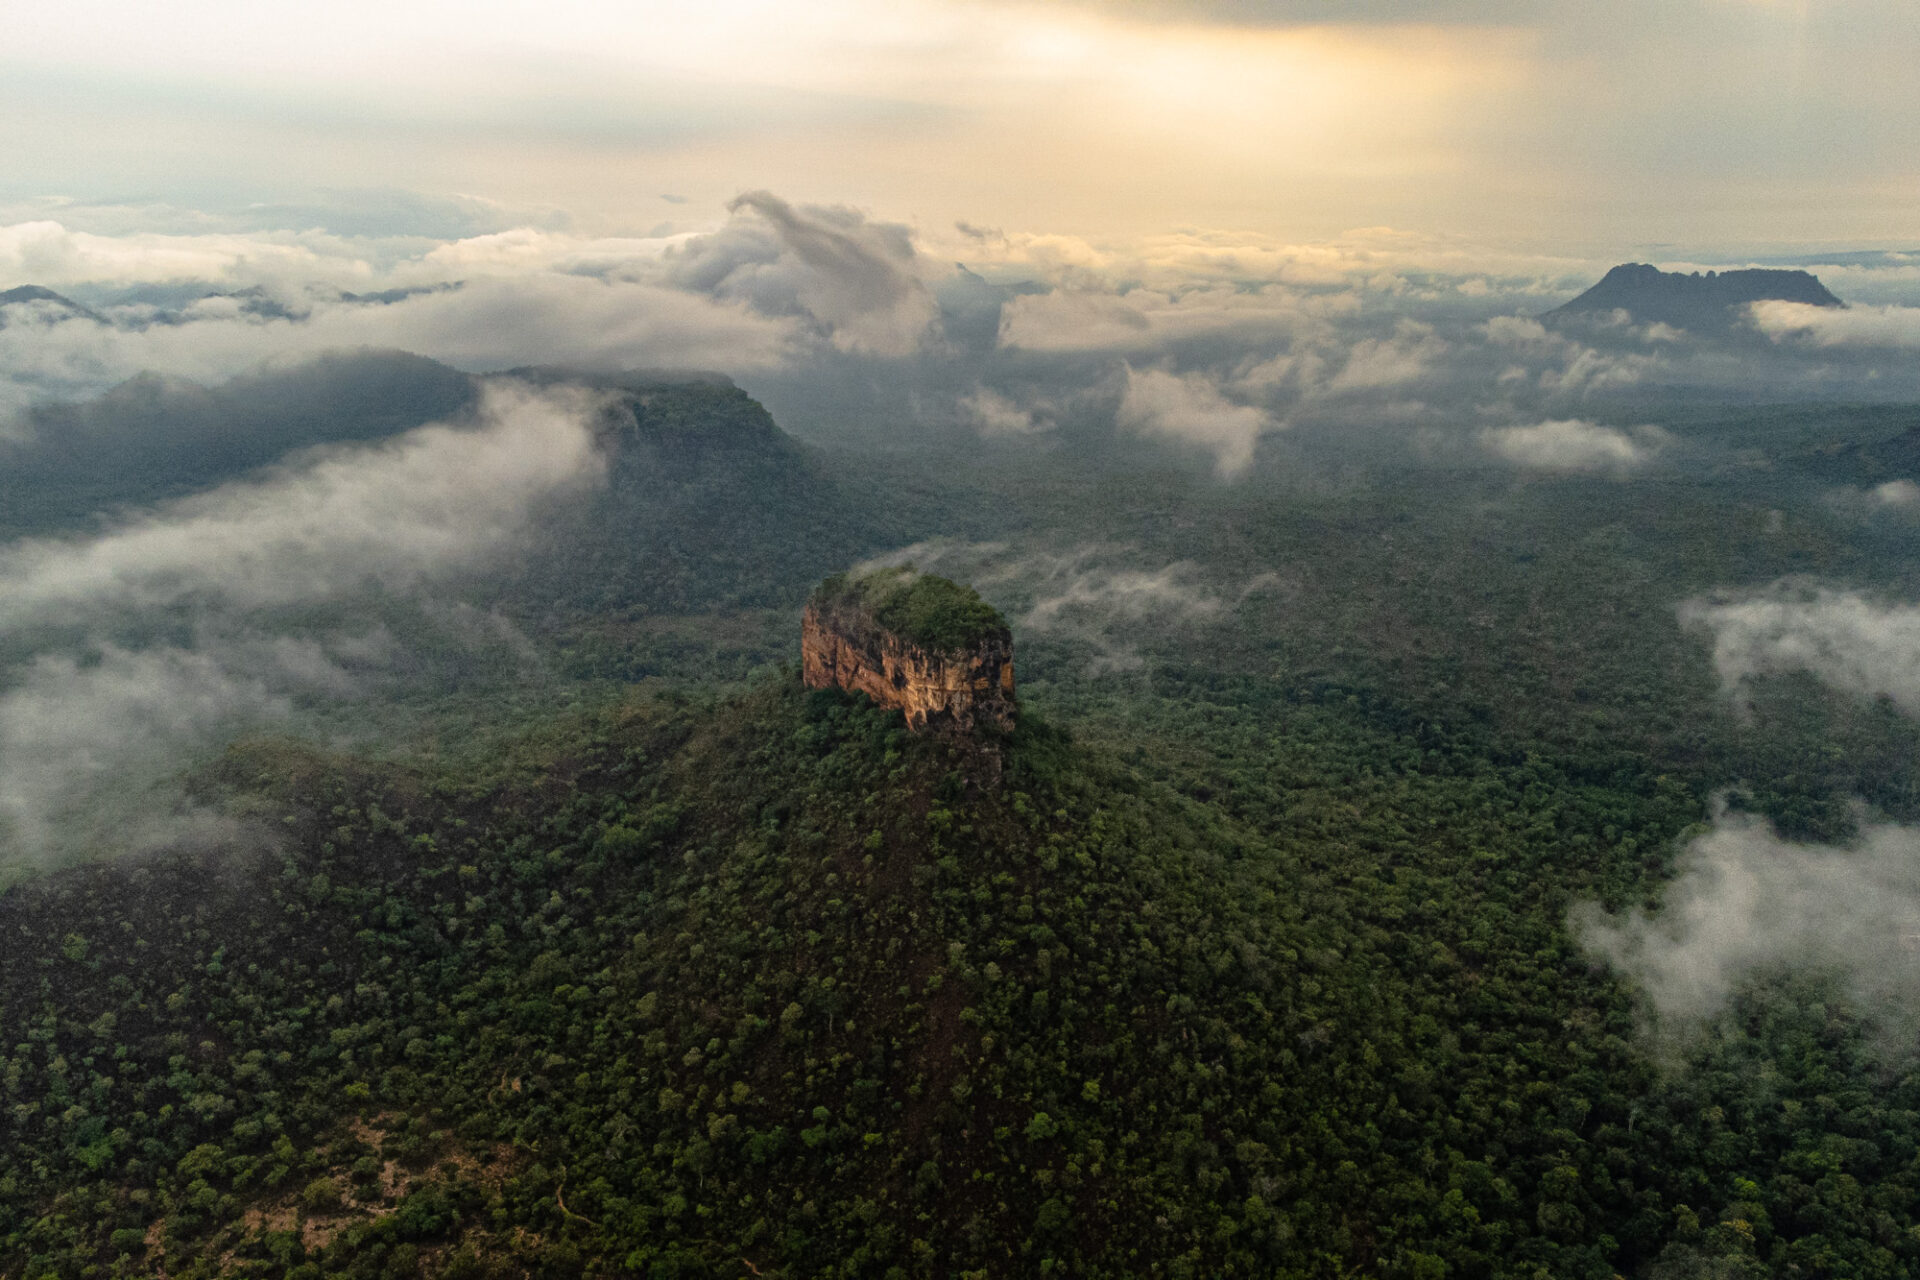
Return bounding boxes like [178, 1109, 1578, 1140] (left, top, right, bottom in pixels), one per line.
[3, 683, 1323, 1277]
[7, 672, 1920, 1278]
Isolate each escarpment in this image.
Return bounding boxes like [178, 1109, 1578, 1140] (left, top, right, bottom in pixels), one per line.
[802, 568, 1015, 734]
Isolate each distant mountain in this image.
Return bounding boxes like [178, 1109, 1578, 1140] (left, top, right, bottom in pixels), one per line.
[0, 353, 986, 627]
[0, 351, 481, 536]
[501, 366, 974, 626]
[0, 284, 102, 326]
[1546, 263, 1843, 332]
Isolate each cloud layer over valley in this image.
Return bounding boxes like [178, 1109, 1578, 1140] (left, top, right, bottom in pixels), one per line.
[0, 381, 609, 878]
[10, 198, 1920, 478]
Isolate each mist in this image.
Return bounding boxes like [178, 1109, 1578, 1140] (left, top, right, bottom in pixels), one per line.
[1574, 804, 1920, 1049]
[861, 540, 1269, 672]
[1680, 583, 1920, 717]
[0, 380, 611, 880]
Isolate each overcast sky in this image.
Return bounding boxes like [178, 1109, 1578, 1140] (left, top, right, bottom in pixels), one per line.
[5, 0, 1917, 253]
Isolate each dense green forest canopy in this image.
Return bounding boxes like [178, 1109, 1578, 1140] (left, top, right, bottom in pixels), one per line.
[6, 363, 1920, 1277]
[810, 568, 1010, 652]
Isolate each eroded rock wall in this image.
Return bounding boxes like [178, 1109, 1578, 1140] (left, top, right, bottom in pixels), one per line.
[802, 603, 1015, 734]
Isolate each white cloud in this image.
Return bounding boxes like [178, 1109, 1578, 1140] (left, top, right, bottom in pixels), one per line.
[1679, 583, 1920, 716]
[1875, 479, 1920, 507]
[1019, 557, 1226, 632]
[1326, 320, 1447, 391]
[673, 192, 940, 357]
[997, 285, 1329, 356]
[0, 380, 608, 872]
[10, 198, 1920, 468]
[1479, 418, 1662, 475]
[3, 275, 797, 404]
[0, 219, 377, 290]
[1017, 553, 1233, 673]
[1574, 805, 1920, 1040]
[0, 381, 607, 627]
[1753, 300, 1920, 349]
[0, 645, 289, 866]
[960, 385, 1042, 435]
[1116, 365, 1275, 478]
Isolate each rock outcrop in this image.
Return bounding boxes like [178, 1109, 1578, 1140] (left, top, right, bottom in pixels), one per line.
[1546, 263, 1843, 333]
[802, 569, 1015, 734]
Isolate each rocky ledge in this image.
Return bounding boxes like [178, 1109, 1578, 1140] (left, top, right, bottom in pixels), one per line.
[802, 567, 1015, 735]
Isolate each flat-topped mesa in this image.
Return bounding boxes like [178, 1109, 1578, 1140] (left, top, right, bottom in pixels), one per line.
[802, 567, 1015, 735]
[1546, 263, 1844, 332]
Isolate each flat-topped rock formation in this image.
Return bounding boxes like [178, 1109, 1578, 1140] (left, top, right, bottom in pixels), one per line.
[1547, 263, 1843, 332]
[802, 567, 1015, 734]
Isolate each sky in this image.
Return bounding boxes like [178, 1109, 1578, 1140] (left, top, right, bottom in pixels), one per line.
[4, 0, 1919, 251]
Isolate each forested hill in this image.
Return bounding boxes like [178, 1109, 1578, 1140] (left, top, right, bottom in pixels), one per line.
[0, 353, 999, 621]
[8, 669, 1920, 1279]
[0, 352, 480, 537]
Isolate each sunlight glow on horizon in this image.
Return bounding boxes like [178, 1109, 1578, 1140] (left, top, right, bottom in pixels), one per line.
[1, 0, 1915, 250]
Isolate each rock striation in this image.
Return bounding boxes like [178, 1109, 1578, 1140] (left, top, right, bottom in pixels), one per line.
[802, 568, 1015, 735]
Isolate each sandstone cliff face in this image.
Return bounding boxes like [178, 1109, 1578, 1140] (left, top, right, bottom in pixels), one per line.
[802, 602, 1015, 734]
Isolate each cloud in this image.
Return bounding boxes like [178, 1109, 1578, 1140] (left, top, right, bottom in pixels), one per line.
[1875, 479, 1920, 507]
[671, 192, 939, 357]
[1481, 316, 1660, 397]
[1015, 552, 1234, 670]
[1018, 553, 1227, 630]
[0, 645, 294, 870]
[1325, 320, 1448, 391]
[1753, 301, 1920, 349]
[998, 291, 1156, 354]
[0, 382, 607, 626]
[0, 199, 957, 411]
[998, 285, 1328, 356]
[1117, 365, 1275, 477]
[1479, 418, 1664, 475]
[1824, 479, 1920, 524]
[1679, 583, 1920, 716]
[1574, 805, 1920, 1043]
[9, 197, 1920, 471]
[0, 274, 798, 417]
[0, 380, 608, 874]
[0, 219, 376, 291]
[960, 385, 1042, 436]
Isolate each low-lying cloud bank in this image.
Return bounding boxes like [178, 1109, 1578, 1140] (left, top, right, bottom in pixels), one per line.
[1575, 805, 1920, 1042]
[1753, 300, 1920, 350]
[0, 380, 609, 878]
[9, 195, 1920, 470]
[1118, 366, 1275, 478]
[1, 381, 606, 624]
[1480, 418, 1667, 475]
[1680, 582, 1920, 715]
